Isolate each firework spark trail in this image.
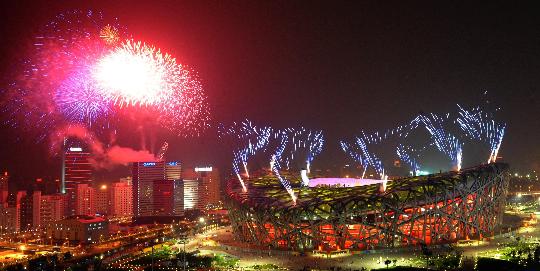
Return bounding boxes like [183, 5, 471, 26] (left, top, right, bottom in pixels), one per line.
[420, 113, 463, 171]
[271, 131, 297, 204]
[457, 105, 506, 163]
[340, 141, 368, 178]
[356, 136, 385, 179]
[274, 127, 325, 173]
[306, 131, 324, 174]
[232, 151, 247, 192]
[342, 126, 406, 180]
[239, 121, 272, 177]
[224, 120, 273, 191]
[340, 142, 363, 166]
[396, 144, 421, 176]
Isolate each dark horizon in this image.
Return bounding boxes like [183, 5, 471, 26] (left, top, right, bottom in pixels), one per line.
[1, 1, 539, 184]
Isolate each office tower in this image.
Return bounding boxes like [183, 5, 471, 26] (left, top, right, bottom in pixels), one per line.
[153, 179, 184, 216]
[0, 172, 8, 204]
[172, 180, 184, 216]
[63, 147, 92, 216]
[132, 161, 181, 216]
[182, 166, 221, 208]
[95, 184, 109, 215]
[75, 183, 95, 216]
[183, 179, 201, 210]
[110, 180, 133, 217]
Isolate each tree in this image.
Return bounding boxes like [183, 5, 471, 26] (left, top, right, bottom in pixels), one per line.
[5, 263, 24, 271]
[384, 259, 392, 268]
[64, 251, 73, 260]
[421, 243, 433, 268]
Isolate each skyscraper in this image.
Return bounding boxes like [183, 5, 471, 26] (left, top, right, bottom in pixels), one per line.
[183, 179, 200, 210]
[153, 179, 184, 216]
[132, 161, 181, 217]
[63, 147, 92, 216]
[182, 166, 221, 208]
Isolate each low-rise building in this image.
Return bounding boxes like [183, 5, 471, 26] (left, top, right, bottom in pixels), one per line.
[47, 215, 109, 244]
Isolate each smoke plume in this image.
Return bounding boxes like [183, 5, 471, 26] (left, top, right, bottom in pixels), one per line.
[51, 125, 156, 170]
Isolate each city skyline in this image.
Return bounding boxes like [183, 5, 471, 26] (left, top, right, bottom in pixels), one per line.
[0, 1, 539, 185]
[0, 2, 539, 270]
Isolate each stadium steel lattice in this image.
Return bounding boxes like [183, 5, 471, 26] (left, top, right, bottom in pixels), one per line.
[226, 163, 509, 251]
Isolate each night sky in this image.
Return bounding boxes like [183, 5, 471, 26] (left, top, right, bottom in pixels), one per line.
[0, 1, 539, 184]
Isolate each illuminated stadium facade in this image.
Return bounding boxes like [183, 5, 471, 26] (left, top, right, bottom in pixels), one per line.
[226, 163, 509, 251]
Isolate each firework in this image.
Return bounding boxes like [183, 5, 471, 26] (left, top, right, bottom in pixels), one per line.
[233, 151, 248, 192]
[457, 105, 506, 163]
[94, 40, 210, 136]
[157, 69, 211, 136]
[3, 8, 211, 149]
[225, 120, 274, 191]
[2, 10, 126, 140]
[341, 127, 404, 180]
[100, 24, 120, 45]
[271, 131, 297, 203]
[356, 136, 385, 179]
[396, 144, 421, 176]
[94, 40, 181, 107]
[55, 70, 111, 126]
[306, 131, 324, 173]
[420, 113, 463, 171]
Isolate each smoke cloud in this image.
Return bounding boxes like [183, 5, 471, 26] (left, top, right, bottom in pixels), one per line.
[51, 125, 157, 170]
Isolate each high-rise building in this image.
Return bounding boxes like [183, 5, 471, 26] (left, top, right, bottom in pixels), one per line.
[183, 179, 200, 210]
[18, 191, 33, 231]
[182, 166, 221, 208]
[153, 179, 184, 216]
[172, 180, 184, 216]
[0, 172, 8, 204]
[132, 161, 181, 217]
[95, 184, 109, 215]
[32, 191, 42, 228]
[63, 147, 92, 216]
[75, 183, 95, 216]
[110, 179, 133, 217]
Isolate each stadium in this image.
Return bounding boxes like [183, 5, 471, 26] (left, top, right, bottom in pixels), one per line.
[226, 163, 509, 251]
